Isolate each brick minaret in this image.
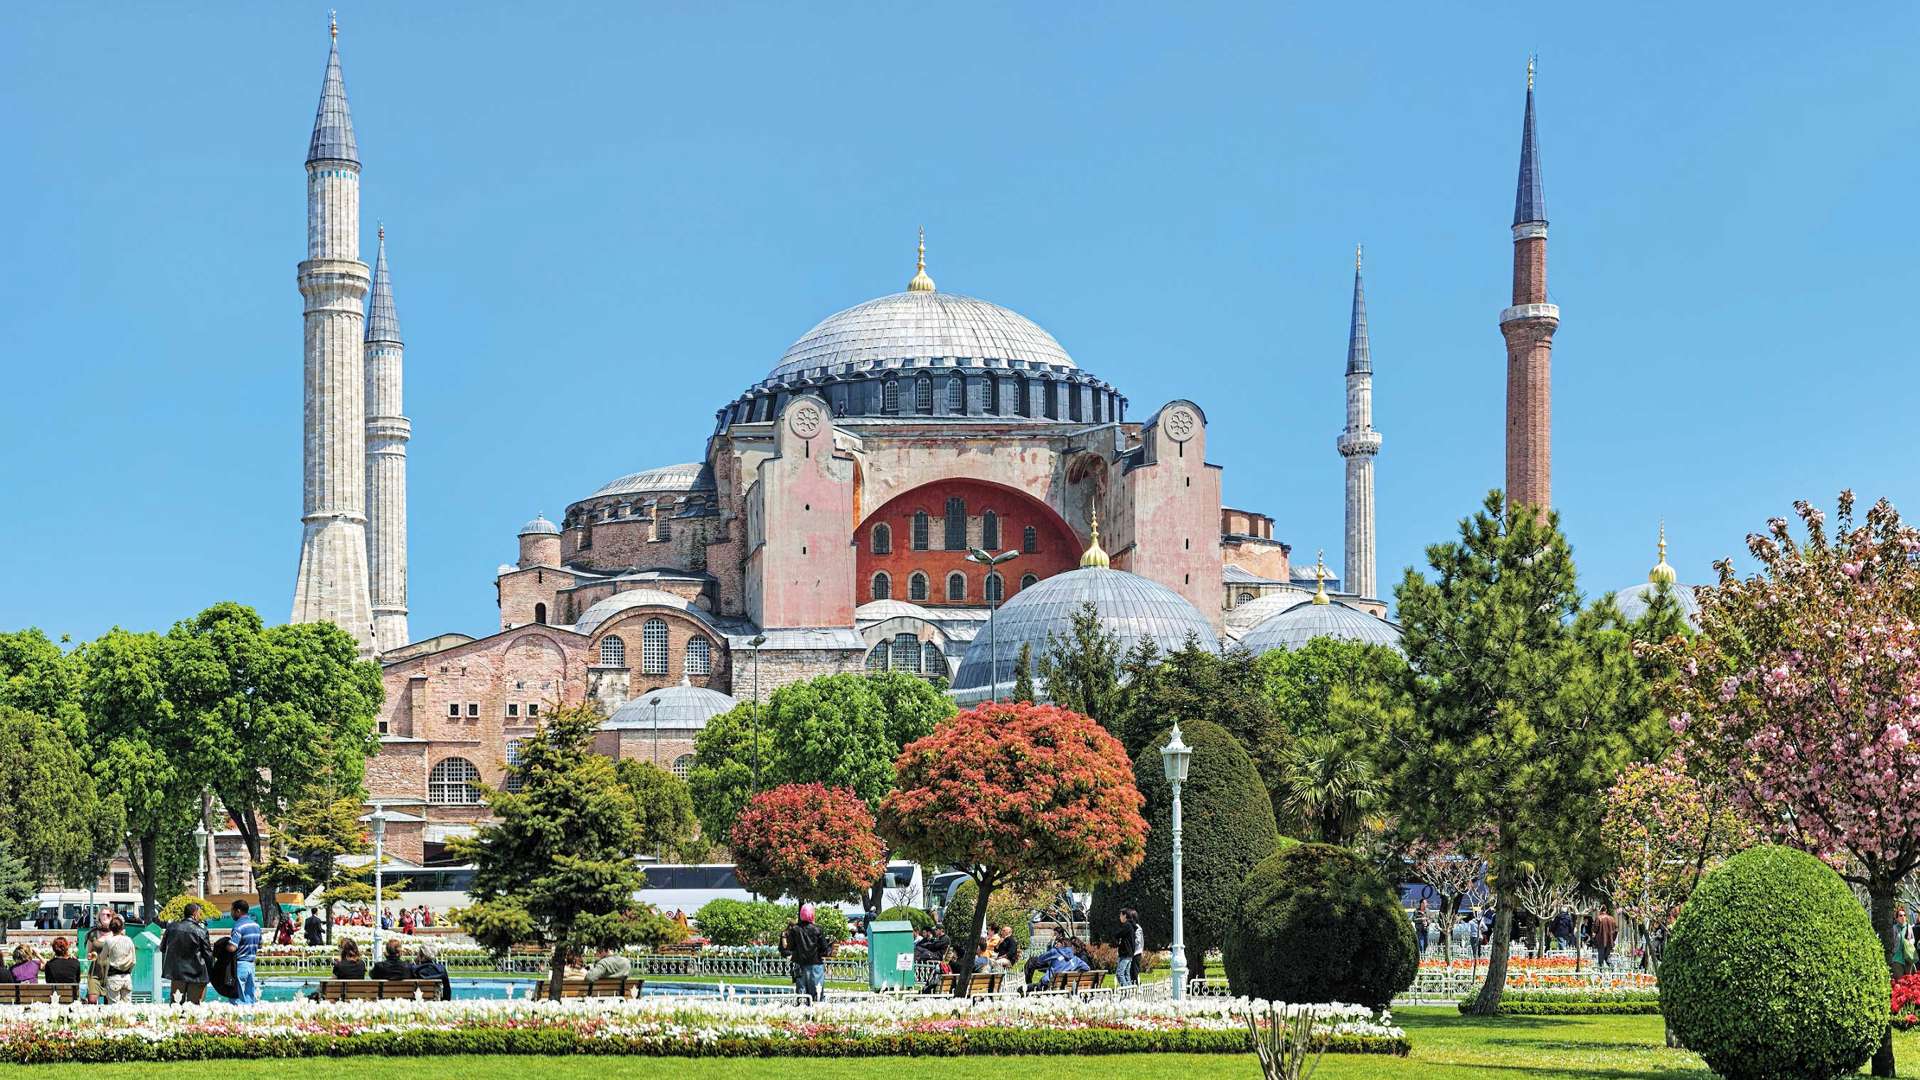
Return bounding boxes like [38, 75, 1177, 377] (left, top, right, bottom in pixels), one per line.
[365, 225, 410, 653]
[291, 17, 376, 655]
[1500, 59, 1558, 514]
[1336, 245, 1382, 599]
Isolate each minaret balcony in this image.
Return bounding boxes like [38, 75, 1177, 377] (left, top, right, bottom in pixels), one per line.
[1499, 303, 1559, 326]
[1337, 430, 1383, 457]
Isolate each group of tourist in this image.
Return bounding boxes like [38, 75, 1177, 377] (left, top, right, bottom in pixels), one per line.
[326, 938, 452, 1000]
[331, 906, 436, 933]
[1409, 899, 1638, 968]
[0, 938, 86, 992]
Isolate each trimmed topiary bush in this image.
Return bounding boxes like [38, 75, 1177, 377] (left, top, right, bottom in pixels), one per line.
[1661, 844, 1887, 1080]
[1090, 720, 1281, 958]
[880, 905, 936, 932]
[1222, 842, 1416, 1008]
[941, 880, 1034, 953]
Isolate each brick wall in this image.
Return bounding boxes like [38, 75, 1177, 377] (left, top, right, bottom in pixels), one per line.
[856, 478, 1078, 605]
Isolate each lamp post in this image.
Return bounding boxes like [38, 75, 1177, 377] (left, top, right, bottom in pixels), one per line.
[966, 548, 1019, 701]
[748, 634, 767, 792]
[193, 818, 210, 901]
[649, 695, 663, 767]
[1160, 723, 1192, 1000]
[369, 804, 389, 962]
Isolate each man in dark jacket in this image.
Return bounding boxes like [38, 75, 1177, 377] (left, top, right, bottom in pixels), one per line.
[409, 943, 453, 1002]
[159, 903, 214, 1004]
[304, 910, 325, 946]
[786, 903, 830, 1002]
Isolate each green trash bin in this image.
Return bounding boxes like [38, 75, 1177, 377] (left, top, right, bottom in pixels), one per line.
[131, 925, 164, 1003]
[867, 920, 916, 991]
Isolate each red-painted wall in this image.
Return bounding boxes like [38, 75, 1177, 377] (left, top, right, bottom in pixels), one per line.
[856, 479, 1078, 606]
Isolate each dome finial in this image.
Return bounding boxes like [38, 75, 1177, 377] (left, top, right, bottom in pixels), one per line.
[329, 9, 338, 39]
[1650, 520, 1677, 585]
[1355, 243, 1363, 272]
[907, 226, 936, 292]
[1080, 508, 1110, 569]
[1312, 550, 1331, 604]
[1527, 53, 1535, 91]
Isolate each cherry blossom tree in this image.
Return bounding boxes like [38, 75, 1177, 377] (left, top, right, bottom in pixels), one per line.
[729, 783, 886, 904]
[1659, 493, 1920, 1077]
[878, 702, 1147, 995]
[1602, 760, 1756, 974]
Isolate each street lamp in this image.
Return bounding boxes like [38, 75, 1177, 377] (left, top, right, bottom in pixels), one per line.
[1160, 723, 1193, 1000]
[193, 818, 210, 901]
[966, 548, 1019, 701]
[369, 804, 389, 962]
[748, 634, 767, 793]
[649, 695, 663, 767]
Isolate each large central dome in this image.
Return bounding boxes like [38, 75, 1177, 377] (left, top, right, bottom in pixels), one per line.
[769, 290, 1075, 381]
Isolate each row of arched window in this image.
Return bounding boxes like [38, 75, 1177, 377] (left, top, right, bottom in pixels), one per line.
[871, 374, 1109, 422]
[870, 570, 1035, 603]
[866, 633, 948, 677]
[467, 746, 699, 804]
[870, 511, 1037, 555]
[596, 622, 712, 676]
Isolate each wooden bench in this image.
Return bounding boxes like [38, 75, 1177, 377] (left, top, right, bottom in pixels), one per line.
[313, 979, 445, 1001]
[0, 983, 83, 1005]
[934, 971, 1005, 996]
[529, 977, 644, 999]
[1040, 969, 1109, 992]
[655, 942, 701, 957]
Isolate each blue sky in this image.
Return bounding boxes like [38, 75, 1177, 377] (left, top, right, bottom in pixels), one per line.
[4, 2, 1916, 644]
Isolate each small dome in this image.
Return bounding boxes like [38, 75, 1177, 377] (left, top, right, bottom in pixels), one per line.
[1612, 581, 1702, 626]
[1240, 599, 1403, 654]
[574, 589, 711, 636]
[587, 462, 715, 500]
[1223, 587, 1317, 636]
[606, 677, 736, 731]
[518, 513, 560, 537]
[952, 567, 1219, 694]
[856, 599, 941, 623]
[769, 291, 1075, 382]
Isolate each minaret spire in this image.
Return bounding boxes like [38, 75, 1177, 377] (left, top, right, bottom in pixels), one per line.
[366, 226, 411, 653]
[907, 226, 936, 292]
[1500, 57, 1559, 514]
[308, 16, 358, 166]
[1336, 246, 1382, 599]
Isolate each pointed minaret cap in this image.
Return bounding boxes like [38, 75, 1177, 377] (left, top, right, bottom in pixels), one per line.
[1513, 56, 1546, 227]
[1080, 509, 1111, 569]
[1312, 550, 1331, 604]
[907, 227, 936, 293]
[1347, 244, 1371, 376]
[1649, 521, 1678, 585]
[308, 13, 359, 165]
[365, 225, 402, 344]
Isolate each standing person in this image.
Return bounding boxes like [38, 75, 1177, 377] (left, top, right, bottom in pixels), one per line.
[41, 939, 80, 989]
[786, 903, 829, 1003]
[275, 914, 295, 946]
[1414, 899, 1431, 956]
[84, 920, 111, 1003]
[160, 903, 214, 1004]
[304, 909, 324, 946]
[1121, 908, 1145, 987]
[95, 916, 136, 1004]
[1592, 909, 1619, 970]
[227, 900, 262, 1004]
[1894, 908, 1916, 977]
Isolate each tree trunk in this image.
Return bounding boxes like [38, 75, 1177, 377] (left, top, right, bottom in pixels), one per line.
[1466, 887, 1516, 1015]
[235, 809, 275, 928]
[954, 870, 996, 998]
[550, 941, 567, 1001]
[1871, 876, 1897, 1078]
[138, 834, 158, 924]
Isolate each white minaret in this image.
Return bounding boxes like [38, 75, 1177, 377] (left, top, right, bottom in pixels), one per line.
[365, 225, 410, 653]
[291, 17, 376, 655]
[1336, 245, 1382, 600]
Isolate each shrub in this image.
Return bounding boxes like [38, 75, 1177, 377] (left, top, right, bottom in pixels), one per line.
[157, 895, 215, 923]
[693, 899, 789, 946]
[1090, 720, 1280, 956]
[880, 905, 936, 932]
[785, 903, 851, 944]
[1661, 845, 1888, 1080]
[1222, 842, 1417, 1008]
[942, 879, 1034, 953]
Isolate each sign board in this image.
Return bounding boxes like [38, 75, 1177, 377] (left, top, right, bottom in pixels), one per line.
[896, 952, 915, 971]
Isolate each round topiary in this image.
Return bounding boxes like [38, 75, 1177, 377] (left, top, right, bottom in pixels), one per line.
[1661, 845, 1887, 1080]
[1222, 842, 1416, 1007]
[1089, 720, 1282, 958]
[880, 905, 936, 932]
[941, 879, 1034, 953]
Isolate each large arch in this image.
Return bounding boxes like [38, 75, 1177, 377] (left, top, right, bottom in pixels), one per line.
[854, 478, 1080, 609]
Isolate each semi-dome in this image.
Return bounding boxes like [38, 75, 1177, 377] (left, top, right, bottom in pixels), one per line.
[769, 290, 1075, 381]
[518, 513, 560, 537]
[1239, 599, 1403, 654]
[587, 462, 715, 500]
[605, 676, 736, 730]
[1223, 587, 1316, 637]
[951, 566, 1219, 695]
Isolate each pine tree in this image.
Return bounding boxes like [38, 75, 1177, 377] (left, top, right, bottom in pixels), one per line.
[0, 837, 35, 943]
[1036, 603, 1123, 735]
[1011, 643, 1035, 703]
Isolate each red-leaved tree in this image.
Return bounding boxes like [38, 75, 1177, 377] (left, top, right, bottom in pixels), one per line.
[877, 702, 1148, 995]
[730, 783, 886, 903]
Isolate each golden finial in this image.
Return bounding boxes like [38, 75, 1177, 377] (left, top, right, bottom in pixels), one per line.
[329, 10, 338, 39]
[1080, 508, 1110, 569]
[377, 221, 385, 241]
[907, 226, 936, 293]
[1527, 55, 1535, 91]
[1312, 550, 1331, 604]
[1355, 243, 1363, 272]
[1650, 520, 1677, 585]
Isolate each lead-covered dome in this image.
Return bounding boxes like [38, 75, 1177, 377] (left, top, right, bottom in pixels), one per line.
[769, 291, 1075, 381]
[1240, 600, 1403, 654]
[605, 677, 736, 730]
[952, 566, 1219, 695]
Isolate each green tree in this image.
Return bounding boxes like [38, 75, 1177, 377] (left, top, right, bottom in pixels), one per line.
[1036, 603, 1124, 732]
[613, 758, 700, 861]
[257, 792, 371, 941]
[0, 836, 37, 942]
[1011, 643, 1035, 703]
[0, 628, 83, 737]
[1257, 638, 1411, 844]
[452, 703, 670, 998]
[1378, 492, 1662, 1015]
[687, 704, 776, 846]
[1115, 640, 1289, 797]
[166, 603, 383, 926]
[0, 704, 122, 889]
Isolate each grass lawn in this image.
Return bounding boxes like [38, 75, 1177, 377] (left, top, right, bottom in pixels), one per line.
[10, 1008, 1920, 1078]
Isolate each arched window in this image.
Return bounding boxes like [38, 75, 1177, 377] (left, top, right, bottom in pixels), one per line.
[1016, 378, 1033, 417]
[598, 635, 626, 667]
[429, 757, 482, 805]
[533, 602, 547, 625]
[1092, 392, 1104, 423]
[655, 504, 672, 541]
[891, 633, 921, 673]
[986, 377, 1001, 414]
[1044, 380, 1060, 418]
[871, 522, 891, 554]
[909, 572, 929, 602]
[867, 643, 888, 670]
[985, 572, 1004, 604]
[981, 511, 999, 550]
[684, 637, 712, 675]
[914, 375, 933, 414]
[672, 754, 695, 780]
[944, 497, 966, 549]
[922, 642, 946, 677]
[947, 377, 965, 413]
[642, 618, 669, 675]
[946, 572, 966, 602]
[911, 511, 930, 551]
[1023, 526, 1038, 553]
[504, 740, 526, 794]
[883, 378, 901, 414]
[871, 572, 891, 601]
[1069, 384, 1083, 421]
[1237, 591, 1257, 604]
[1021, 573, 1038, 590]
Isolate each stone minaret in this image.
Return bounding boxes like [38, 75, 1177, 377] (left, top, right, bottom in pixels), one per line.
[365, 225, 410, 653]
[1336, 245, 1381, 599]
[291, 18, 376, 655]
[1501, 58, 1559, 513]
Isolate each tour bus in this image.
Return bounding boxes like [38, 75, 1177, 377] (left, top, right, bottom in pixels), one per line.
[637, 861, 925, 922]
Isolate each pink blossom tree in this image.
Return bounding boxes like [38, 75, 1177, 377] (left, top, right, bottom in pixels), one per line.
[1659, 493, 1920, 1077]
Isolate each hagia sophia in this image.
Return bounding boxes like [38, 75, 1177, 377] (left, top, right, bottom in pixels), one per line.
[284, 27, 1627, 862]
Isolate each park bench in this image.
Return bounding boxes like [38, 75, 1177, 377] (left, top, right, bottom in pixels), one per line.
[313, 979, 444, 1001]
[655, 942, 701, 957]
[934, 971, 1005, 996]
[0, 983, 82, 1004]
[1042, 969, 1108, 992]
[529, 977, 645, 999]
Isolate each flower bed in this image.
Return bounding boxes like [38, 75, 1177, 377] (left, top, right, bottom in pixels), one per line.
[0, 997, 1408, 1064]
[1456, 987, 1662, 1016]
[1893, 974, 1920, 1031]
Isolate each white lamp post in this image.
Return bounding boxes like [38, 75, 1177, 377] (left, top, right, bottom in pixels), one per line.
[193, 818, 210, 901]
[966, 549, 1019, 701]
[649, 695, 663, 766]
[1161, 723, 1192, 1000]
[369, 804, 389, 962]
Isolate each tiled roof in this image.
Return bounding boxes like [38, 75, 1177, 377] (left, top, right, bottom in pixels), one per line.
[307, 37, 357, 165]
